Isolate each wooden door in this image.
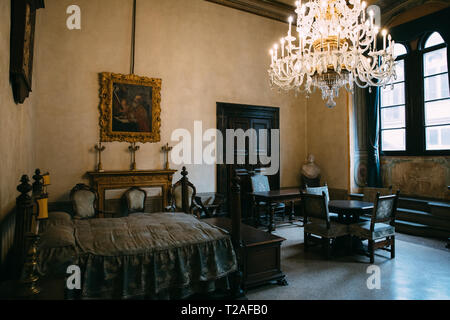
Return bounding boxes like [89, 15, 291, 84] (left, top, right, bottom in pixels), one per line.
[217, 103, 280, 221]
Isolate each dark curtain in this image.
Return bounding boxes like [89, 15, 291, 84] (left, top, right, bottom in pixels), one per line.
[366, 86, 382, 187]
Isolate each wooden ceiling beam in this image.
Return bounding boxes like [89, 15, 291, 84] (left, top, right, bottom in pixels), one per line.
[204, 0, 295, 23]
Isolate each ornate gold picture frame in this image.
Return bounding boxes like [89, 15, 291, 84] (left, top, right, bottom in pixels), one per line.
[99, 72, 161, 143]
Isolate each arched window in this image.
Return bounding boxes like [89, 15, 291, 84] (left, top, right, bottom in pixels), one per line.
[422, 32, 450, 150]
[380, 43, 408, 151]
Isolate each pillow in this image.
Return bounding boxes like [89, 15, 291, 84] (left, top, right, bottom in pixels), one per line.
[39, 224, 76, 248]
[48, 211, 72, 222]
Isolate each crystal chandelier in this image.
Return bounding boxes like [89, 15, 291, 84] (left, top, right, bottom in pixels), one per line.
[268, 0, 397, 108]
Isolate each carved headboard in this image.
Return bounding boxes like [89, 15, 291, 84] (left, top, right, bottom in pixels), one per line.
[86, 170, 177, 215]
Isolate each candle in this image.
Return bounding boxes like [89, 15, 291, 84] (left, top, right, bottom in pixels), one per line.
[382, 29, 387, 50]
[281, 38, 285, 58]
[37, 197, 49, 220]
[362, 2, 366, 21]
[373, 27, 378, 51]
[288, 16, 293, 36]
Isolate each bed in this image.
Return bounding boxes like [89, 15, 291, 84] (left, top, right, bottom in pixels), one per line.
[12, 169, 244, 300]
[39, 211, 237, 299]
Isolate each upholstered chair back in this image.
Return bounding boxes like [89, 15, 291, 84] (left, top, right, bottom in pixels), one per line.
[250, 174, 270, 192]
[306, 184, 330, 205]
[171, 167, 197, 214]
[371, 191, 400, 226]
[173, 184, 195, 210]
[124, 187, 146, 214]
[301, 192, 330, 226]
[363, 186, 393, 203]
[70, 184, 97, 219]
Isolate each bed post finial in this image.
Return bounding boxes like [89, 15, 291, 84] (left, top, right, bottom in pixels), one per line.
[32, 169, 43, 197]
[231, 174, 242, 248]
[230, 173, 244, 298]
[14, 175, 34, 279]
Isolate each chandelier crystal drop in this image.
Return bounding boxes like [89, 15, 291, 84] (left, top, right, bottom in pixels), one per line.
[268, 0, 397, 108]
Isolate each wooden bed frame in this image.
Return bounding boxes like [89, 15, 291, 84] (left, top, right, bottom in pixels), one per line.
[12, 168, 245, 299]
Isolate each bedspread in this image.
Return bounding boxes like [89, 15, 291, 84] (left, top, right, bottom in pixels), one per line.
[39, 212, 237, 299]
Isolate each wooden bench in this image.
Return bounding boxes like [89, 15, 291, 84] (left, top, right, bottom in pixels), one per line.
[204, 217, 287, 290]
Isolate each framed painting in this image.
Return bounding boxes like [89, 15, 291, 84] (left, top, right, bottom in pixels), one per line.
[10, 0, 45, 104]
[99, 72, 161, 143]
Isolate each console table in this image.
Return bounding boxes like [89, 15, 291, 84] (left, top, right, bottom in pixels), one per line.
[86, 170, 176, 214]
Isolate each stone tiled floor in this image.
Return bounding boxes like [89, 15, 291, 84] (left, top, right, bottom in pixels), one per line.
[246, 224, 450, 300]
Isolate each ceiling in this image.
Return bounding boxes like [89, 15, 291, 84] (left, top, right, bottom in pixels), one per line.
[205, 0, 445, 25]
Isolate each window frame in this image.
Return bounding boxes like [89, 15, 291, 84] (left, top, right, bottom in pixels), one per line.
[421, 37, 450, 153]
[380, 30, 450, 157]
[379, 43, 409, 155]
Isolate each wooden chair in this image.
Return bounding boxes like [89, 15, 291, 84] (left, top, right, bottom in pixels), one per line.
[250, 174, 285, 227]
[69, 184, 113, 218]
[349, 191, 400, 263]
[168, 167, 197, 215]
[362, 186, 394, 203]
[123, 187, 147, 215]
[192, 193, 225, 218]
[305, 183, 338, 221]
[302, 192, 349, 259]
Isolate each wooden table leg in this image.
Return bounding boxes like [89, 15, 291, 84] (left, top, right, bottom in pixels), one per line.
[289, 200, 295, 221]
[268, 203, 275, 233]
[254, 199, 260, 227]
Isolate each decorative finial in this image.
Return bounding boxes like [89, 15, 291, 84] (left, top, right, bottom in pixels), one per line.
[17, 175, 32, 195]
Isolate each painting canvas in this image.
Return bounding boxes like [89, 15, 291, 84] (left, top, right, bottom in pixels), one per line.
[99, 73, 161, 143]
[112, 83, 153, 133]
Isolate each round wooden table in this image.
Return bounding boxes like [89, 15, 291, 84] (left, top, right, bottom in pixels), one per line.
[328, 200, 374, 254]
[328, 200, 374, 224]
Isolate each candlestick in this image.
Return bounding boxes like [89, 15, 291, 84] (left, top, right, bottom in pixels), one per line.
[161, 143, 173, 170]
[94, 142, 106, 172]
[128, 142, 140, 171]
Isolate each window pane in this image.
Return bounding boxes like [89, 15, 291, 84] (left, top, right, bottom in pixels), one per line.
[426, 125, 450, 150]
[424, 48, 448, 76]
[381, 106, 405, 129]
[394, 43, 407, 57]
[425, 99, 450, 126]
[424, 32, 445, 49]
[381, 82, 405, 106]
[382, 129, 406, 151]
[424, 73, 450, 101]
[394, 60, 405, 82]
